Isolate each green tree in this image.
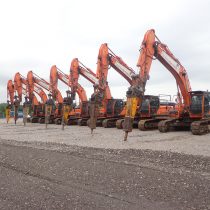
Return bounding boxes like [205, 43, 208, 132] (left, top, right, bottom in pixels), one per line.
[0, 103, 7, 113]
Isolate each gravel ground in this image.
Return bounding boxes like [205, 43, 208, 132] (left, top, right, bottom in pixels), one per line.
[1, 119, 210, 157]
[0, 140, 209, 210]
[0, 119, 210, 209]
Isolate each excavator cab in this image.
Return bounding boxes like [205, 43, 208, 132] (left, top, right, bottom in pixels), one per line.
[139, 95, 160, 117]
[106, 99, 124, 117]
[189, 91, 209, 117]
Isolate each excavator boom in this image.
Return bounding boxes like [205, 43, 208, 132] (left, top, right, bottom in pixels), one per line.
[14, 72, 44, 106]
[7, 80, 15, 104]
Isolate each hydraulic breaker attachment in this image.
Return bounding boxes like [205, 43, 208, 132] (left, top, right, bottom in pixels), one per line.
[88, 92, 102, 134]
[23, 97, 31, 126]
[13, 96, 20, 124]
[61, 91, 72, 130]
[88, 101, 99, 134]
[45, 94, 54, 129]
[62, 105, 71, 130]
[5, 101, 12, 124]
[5, 108, 10, 124]
[123, 97, 139, 140]
[123, 77, 144, 141]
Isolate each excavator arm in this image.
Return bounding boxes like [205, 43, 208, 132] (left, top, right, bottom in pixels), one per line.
[6, 80, 15, 123]
[14, 72, 39, 106]
[153, 41, 191, 106]
[33, 85, 48, 103]
[70, 58, 113, 123]
[27, 70, 60, 104]
[27, 71, 50, 92]
[14, 73, 23, 102]
[94, 43, 135, 98]
[70, 58, 98, 101]
[49, 65, 64, 104]
[50, 65, 88, 126]
[50, 65, 87, 103]
[7, 80, 15, 104]
[108, 49, 135, 85]
[70, 58, 113, 103]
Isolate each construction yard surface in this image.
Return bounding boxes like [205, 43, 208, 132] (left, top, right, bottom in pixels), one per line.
[0, 119, 210, 209]
[1, 120, 210, 156]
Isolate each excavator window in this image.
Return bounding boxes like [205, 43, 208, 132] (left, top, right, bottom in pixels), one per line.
[190, 93, 209, 115]
[114, 99, 124, 115]
[190, 94, 203, 114]
[139, 96, 160, 115]
[141, 99, 150, 114]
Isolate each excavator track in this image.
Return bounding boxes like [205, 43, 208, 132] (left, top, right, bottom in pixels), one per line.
[31, 117, 39, 123]
[191, 120, 209, 135]
[138, 119, 164, 131]
[116, 119, 124, 129]
[39, 117, 45, 124]
[87, 119, 102, 127]
[102, 119, 117, 128]
[54, 118, 62, 125]
[158, 119, 174, 133]
[102, 119, 109, 128]
[66, 118, 77, 125]
[77, 119, 87, 126]
[138, 120, 147, 131]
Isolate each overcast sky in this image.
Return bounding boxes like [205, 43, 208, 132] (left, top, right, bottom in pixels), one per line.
[1, 0, 210, 103]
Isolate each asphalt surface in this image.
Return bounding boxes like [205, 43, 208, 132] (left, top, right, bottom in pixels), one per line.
[0, 140, 210, 210]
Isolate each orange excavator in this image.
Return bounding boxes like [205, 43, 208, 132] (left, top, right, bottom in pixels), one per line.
[14, 73, 35, 124]
[69, 59, 93, 124]
[14, 72, 48, 123]
[124, 29, 210, 140]
[27, 70, 57, 123]
[8, 79, 31, 106]
[7, 78, 31, 123]
[7, 78, 33, 123]
[49, 65, 86, 124]
[70, 58, 114, 126]
[88, 43, 136, 132]
[50, 60, 111, 126]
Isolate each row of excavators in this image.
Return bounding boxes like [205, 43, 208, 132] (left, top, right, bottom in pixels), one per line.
[6, 29, 210, 140]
